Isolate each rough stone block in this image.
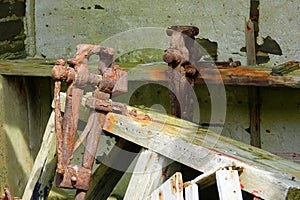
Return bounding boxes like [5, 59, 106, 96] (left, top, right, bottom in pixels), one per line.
[0, 20, 24, 41]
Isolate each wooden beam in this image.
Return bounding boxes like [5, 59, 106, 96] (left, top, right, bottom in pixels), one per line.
[1, 59, 300, 88]
[22, 111, 57, 200]
[246, 19, 261, 148]
[184, 184, 199, 200]
[124, 149, 171, 200]
[248, 86, 261, 147]
[102, 110, 300, 199]
[246, 20, 256, 66]
[57, 93, 300, 199]
[148, 172, 184, 200]
[216, 169, 243, 200]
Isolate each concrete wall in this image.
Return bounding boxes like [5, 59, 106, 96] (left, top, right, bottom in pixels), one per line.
[33, 0, 249, 64]
[31, 0, 300, 65]
[260, 0, 300, 65]
[0, 0, 26, 59]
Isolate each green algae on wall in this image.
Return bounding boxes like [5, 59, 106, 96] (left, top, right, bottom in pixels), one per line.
[34, 0, 249, 64]
[0, 0, 26, 60]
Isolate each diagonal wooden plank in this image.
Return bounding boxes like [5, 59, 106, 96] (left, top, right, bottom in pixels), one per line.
[22, 111, 57, 200]
[57, 93, 300, 199]
[102, 111, 300, 200]
[148, 172, 183, 200]
[216, 169, 243, 200]
[184, 183, 199, 200]
[124, 149, 171, 200]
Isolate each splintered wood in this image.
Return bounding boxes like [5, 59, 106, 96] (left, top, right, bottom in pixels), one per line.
[148, 172, 184, 200]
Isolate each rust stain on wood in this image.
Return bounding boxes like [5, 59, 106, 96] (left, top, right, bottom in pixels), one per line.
[105, 114, 115, 132]
[158, 190, 164, 200]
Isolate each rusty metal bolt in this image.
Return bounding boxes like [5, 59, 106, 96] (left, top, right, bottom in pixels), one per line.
[51, 59, 75, 83]
[163, 48, 183, 66]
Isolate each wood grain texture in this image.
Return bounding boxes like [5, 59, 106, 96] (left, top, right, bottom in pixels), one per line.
[56, 90, 300, 199]
[102, 110, 300, 199]
[1, 59, 300, 88]
[22, 111, 57, 200]
[124, 149, 171, 200]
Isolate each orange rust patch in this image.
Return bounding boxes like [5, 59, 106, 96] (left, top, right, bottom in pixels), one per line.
[170, 176, 176, 194]
[252, 189, 262, 198]
[105, 114, 115, 132]
[130, 114, 153, 127]
[158, 190, 164, 200]
[240, 183, 245, 189]
[170, 173, 183, 194]
[223, 67, 271, 77]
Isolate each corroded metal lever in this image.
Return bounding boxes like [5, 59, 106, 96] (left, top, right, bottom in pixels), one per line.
[51, 44, 127, 199]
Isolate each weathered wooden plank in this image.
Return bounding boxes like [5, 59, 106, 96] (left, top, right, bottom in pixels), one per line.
[22, 111, 57, 200]
[56, 92, 300, 199]
[148, 172, 183, 200]
[1, 59, 300, 88]
[216, 169, 243, 200]
[248, 86, 261, 148]
[185, 168, 217, 189]
[124, 149, 171, 200]
[184, 184, 199, 200]
[102, 110, 300, 199]
[246, 20, 256, 66]
[0, 76, 52, 196]
[246, 19, 261, 148]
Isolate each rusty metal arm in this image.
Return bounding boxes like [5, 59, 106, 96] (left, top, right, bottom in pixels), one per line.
[51, 44, 127, 200]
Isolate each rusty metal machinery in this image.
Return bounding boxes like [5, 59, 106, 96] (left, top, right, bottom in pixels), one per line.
[51, 44, 127, 199]
[163, 25, 201, 121]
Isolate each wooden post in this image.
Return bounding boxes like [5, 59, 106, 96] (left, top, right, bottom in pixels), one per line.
[148, 172, 184, 200]
[185, 184, 199, 200]
[246, 19, 261, 148]
[22, 111, 57, 200]
[216, 169, 243, 200]
[103, 111, 300, 199]
[124, 149, 172, 200]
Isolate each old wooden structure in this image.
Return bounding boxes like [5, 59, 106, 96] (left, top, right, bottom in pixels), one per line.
[1, 25, 300, 199]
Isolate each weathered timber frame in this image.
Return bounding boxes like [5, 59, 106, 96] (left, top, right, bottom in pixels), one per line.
[52, 93, 300, 199]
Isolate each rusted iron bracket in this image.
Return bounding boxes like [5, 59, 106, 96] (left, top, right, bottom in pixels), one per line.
[163, 25, 201, 121]
[51, 44, 127, 199]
